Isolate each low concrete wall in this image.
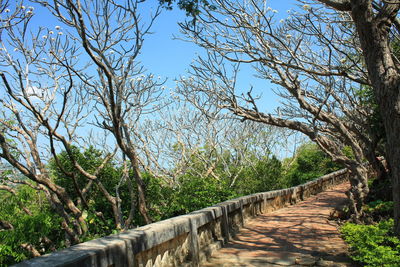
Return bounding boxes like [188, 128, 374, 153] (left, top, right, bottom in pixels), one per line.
[15, 168, 349, 267]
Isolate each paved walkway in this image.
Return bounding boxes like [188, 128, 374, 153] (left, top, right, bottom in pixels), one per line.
[202, 182, 356, 267]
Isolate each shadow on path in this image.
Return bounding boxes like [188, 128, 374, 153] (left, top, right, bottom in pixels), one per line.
[202, 182, 357, 267]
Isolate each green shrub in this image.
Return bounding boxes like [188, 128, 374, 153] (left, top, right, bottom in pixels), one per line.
[341, 219, 400, 267]
[285, 143, 341, 185]
[0, 208, 64, 266]
[142, 173, 175, 222]
[233, 156, 286, 195]
[0, 186, 65, 266]
[168, 175, 236, 216]
[0, 244, 23, 266]
[362, 200, 394, 222]
[364, 200, 393, 214]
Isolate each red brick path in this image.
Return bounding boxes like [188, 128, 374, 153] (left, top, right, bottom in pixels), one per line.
[202, 182, 355, 266]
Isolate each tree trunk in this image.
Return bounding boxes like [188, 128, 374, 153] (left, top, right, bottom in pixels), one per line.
[131, 162, 152, 225]
[45, 191, 83, 244]
[349, 0, 400, 235]
[386, 132, 400, 235]
[347, 164, 369, 221]
[111, 124, 153, 225]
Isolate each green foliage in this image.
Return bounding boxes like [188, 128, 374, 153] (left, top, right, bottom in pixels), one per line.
[49, 146, 124, 235]
[1, 141, 346, 265]
[160, 0, 215, 17]
[341, 219, 400, 267]
[137, 154, 287, 220]
[0, 244, 21, 267]
[0, 186, 64, 266]
[364, 200, 394, 214]
[356, 85, 385, 144]
[49, 146, 122, 205]
[363, 200, 394, 222]
[285, 143, 341, 185]
[367, 172, 393, 202]
[341, 145, 355, 160]
[162, 143, 338, 217]
[168, 175, 236, 216]
[141, 173, 175, 222]
[233, 156, 286, 195]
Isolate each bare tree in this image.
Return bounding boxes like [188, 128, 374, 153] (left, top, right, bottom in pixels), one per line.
[33, 0, 171, 225]
[0, 2, 93, 243]
[177, 0, 382, 221]
[0, 0, 171, 247]
[138, 100, 287, 186]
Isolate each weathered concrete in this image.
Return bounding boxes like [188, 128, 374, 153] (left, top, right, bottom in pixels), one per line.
[14, 169, 349, 267]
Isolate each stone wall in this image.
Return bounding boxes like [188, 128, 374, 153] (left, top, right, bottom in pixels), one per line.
[15, 168, 349, 267]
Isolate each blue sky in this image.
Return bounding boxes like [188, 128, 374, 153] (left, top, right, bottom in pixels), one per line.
[140, 1, 298, 73]
[3, 0, 305, 159]
[136, 0, 304, 158]
[137, 0, 299, 113]
[18, 0, 299, 113]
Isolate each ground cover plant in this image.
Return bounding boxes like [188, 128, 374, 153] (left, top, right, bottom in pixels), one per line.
[341, 177, 399, 267]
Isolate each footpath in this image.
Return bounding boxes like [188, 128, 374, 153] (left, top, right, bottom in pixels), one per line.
[201, 182, 356, 267]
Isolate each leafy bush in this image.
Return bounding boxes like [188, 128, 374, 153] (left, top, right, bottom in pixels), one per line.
[233, 156, 286, 195]
[49, 146, 124, 224]
[0, 187, 64, 266]
[285, 143, 341, 185]
[168, 175, 236, 216]
[1, 143, 348, 265]
[142, 173, 175, 222]
[367, 175, 393, 202]
[0, 244, 23, 267]
[341, 219, 400, 267]
[364, 200, 393, 215]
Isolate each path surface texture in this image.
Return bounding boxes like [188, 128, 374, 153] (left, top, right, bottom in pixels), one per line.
[202, 182, 356, 267]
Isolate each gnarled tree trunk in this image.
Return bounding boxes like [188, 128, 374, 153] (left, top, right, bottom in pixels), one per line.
[347, 0, 400, 235]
